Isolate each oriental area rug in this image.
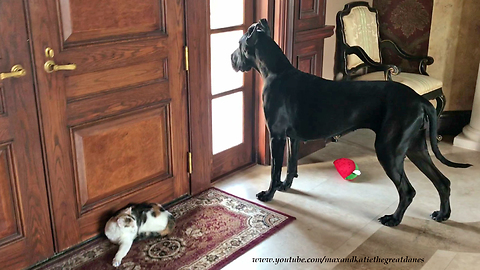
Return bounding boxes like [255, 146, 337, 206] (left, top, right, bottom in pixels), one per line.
[33, 188, 295, 270]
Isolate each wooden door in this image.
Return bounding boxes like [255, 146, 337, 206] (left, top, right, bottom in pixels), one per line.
[209, 0, 255, 180]
[28, 0, 189, 251]
[186, 0, 255, 193]
[0, 1, 54, 269]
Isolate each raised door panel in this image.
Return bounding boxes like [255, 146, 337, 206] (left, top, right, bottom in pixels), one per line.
[28, 0, 189, 251]
[0, 86, 5, 115]
[295, 0, 326, 31]
[297, 52, 317, 74]
[0, 144, 22, 246]
[299, 0, 319, 19]
[72, 107, 171, 212]
[59, 0, 166, 45]
[293, 39, 324, 77]
[64, 59, 168, 100]
[0, 1, 54, 268]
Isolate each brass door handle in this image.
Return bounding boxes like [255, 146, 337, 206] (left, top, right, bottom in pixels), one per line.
[0, 65, 27, 80]
[44, 60, 76, 73]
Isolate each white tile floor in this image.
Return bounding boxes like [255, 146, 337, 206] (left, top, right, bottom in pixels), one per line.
[214, 130, 480, 270]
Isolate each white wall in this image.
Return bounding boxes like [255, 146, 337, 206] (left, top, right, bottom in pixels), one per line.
[322, 0, 374, 80]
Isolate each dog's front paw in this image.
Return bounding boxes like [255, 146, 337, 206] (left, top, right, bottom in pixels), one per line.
[378, 215, 401, 227]
[278, 183, 291, 192]
[112, 258, 122, 267]
[278, 173, 297, 192]
[431, 211, 450, 222]
[256, 191, 274, 202]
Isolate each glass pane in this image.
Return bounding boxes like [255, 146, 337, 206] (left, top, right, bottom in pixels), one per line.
[210, 31, 244, 95]
[210, 0, 244, 29]
[212, 92, 243, 154]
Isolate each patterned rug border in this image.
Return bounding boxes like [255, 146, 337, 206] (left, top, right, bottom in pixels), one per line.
[207, 187, 296, 270]
[30, 188, 295, 270]
[210, 187, 296, 220]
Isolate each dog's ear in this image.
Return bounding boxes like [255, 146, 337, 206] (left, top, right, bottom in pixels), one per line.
[258, 19, 271, 37]
[246, 24, 259, 46]
[246, 19, 271, 45]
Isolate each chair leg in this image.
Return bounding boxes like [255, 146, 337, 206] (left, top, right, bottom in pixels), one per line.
[435, 94, 446, 141]
[435, 94, 446, 117]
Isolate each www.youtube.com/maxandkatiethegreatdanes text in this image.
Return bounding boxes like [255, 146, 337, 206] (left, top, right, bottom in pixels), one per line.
[252, 256, 425, 265]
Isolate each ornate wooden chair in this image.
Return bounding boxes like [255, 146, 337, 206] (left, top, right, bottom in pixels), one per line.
[334, 1, 445, 116]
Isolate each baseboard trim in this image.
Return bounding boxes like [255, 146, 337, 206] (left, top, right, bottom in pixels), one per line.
[438, 110, 472, 136]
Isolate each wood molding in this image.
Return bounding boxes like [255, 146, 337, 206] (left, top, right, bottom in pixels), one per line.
[185, 0, 212, 195]
[295, 25, 334, 43]
[274, 0, 295, 61]
[255, 0, 276, 165]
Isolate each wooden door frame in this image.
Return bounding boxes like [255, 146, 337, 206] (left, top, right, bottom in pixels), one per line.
[185, 0, 211, 195]
[186, 0, 257, 194]
[254, 0, 275, 165]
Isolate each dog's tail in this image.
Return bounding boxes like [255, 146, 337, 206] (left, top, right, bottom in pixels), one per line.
[425, 103, 472, 168]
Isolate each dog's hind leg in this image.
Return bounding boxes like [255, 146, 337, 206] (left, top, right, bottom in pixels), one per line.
[257, 135, 286, 201]
[279, 137, 299, 191]
[375, 134, 416, 226]
[406, 129, 451, 222]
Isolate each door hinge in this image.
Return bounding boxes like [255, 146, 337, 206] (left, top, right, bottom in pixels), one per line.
[184, 46, 189, 71]
[187, 152, 193, 174]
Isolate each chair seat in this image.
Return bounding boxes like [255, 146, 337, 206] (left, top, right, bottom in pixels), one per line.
[353, 72, 443, 96]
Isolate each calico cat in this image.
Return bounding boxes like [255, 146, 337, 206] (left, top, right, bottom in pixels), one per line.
[104, 203, 175, 267]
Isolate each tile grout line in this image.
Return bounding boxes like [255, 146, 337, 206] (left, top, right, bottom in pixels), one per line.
[442, 253, 457, 270]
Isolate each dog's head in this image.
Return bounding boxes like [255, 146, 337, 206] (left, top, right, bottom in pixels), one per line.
[231, 19, 271, 72]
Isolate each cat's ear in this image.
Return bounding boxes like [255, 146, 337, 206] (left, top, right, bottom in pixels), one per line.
[117, 216, 135, 227]
[123, 207, 132, 215]
[117, 217, 127, 227]
[156, 203, 167, 212]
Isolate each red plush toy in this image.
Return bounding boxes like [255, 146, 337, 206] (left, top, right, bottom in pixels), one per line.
[333, 158, 361, 181]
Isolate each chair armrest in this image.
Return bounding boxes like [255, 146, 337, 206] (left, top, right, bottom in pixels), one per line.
[380, 40, 434, 75]
[345, 45, 400, 80]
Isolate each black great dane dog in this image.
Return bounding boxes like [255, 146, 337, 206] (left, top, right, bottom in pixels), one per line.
[231, 19, 471, 226]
